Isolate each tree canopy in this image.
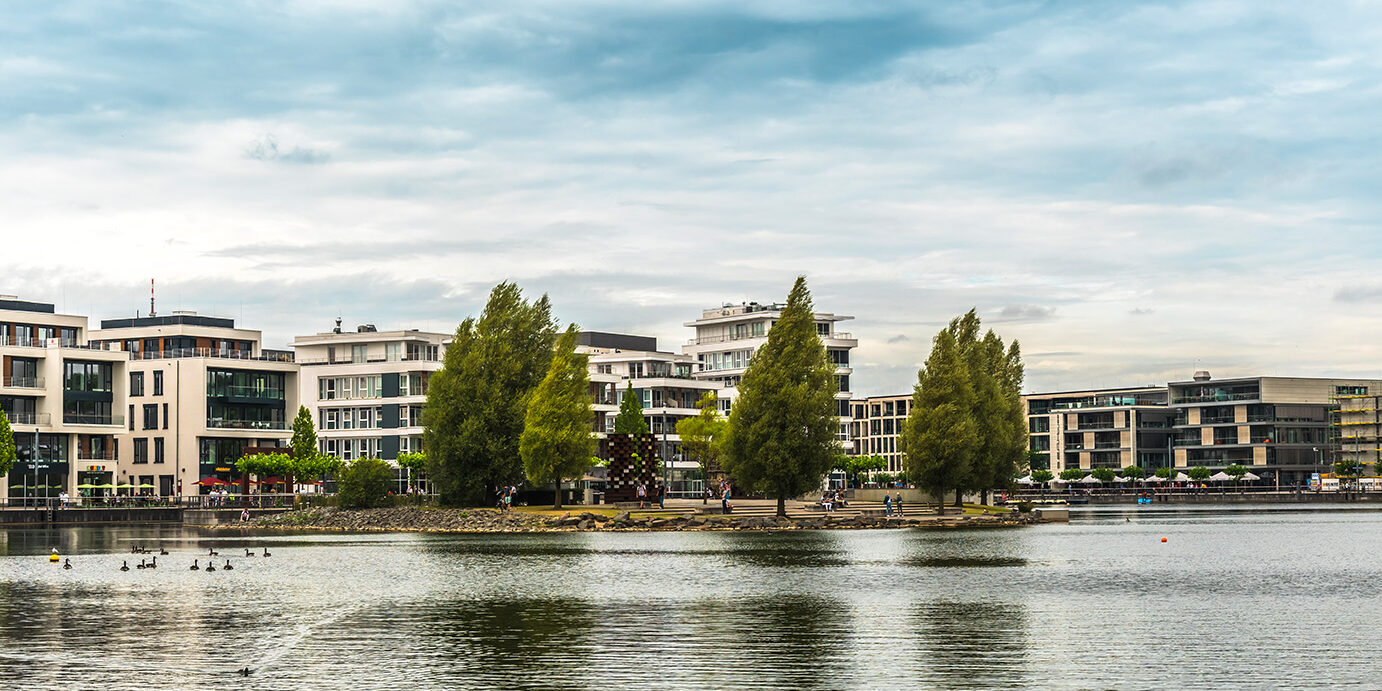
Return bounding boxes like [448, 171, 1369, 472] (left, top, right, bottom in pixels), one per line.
[1188, 465, 1212, 481]
[0, 410, 14, 479]
[675, 391, 727, 484]
[1059, 468, 1087, 481]
[723, 276, 839, 517]
[520, 326, 596, 509]
[423, 282, 558, 505]
[290, 405, 317, 463]
[613, 382, 649, 435]
[834, 455, 886, 488]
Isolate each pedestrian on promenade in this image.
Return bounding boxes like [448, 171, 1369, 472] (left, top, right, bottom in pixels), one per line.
[658, 483, 665, 509]
[896, 494, 904, 517]
[504, 486, 514, 512]
[884, 493, 892, 516]
[721, 485, 731, 514]
[637, 483, 647, 509]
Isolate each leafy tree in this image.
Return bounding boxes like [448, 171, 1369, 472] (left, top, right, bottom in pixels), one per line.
[1091, 467, 1116, 483]
[613, 382, 649, 435]
[337, 457, 395, 508]
[287, 405, 318, 490]
[0, 410, 14, 479]
[723, 276, 839, 517]
[397, 452, 428, 490]
[1154, 466, 1174, 480]
[521, 326, 596, 509]
[894, 471, 909, 486]
[1027, 450, 1050, 472]
[1188, 465, 1212, 482]
[834, 455, 886, 488]
[1225, 463, 1247, 481]
[1122, 465, 1146, 480]
[423, 282, 558, 505]
[676, 392, 727, 502]
[1059, 468, 1086, 482]
[874, 472, 896, 486]
[1031, 469, 1054, 484]
[902, 328, 976, 508]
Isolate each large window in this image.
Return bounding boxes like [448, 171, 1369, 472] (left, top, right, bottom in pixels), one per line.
[64, 361, 113, 392]
[206, 368, 286, 400]
[207, 402, 286, 430]
[130, 372, 145, 397]
[143, 404, 158, 430]
[64, 400, 113, 425]
[199, 438, 248, 465]
[133, 438, 148, 464]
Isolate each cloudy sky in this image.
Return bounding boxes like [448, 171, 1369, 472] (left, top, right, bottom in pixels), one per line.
[4, 1, 1382, 395]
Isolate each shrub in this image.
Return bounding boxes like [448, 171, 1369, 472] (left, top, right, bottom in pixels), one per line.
[337, 457, 395, 509]
[1016, 501, 1034, 513]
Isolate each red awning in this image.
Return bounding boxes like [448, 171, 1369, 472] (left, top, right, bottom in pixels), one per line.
[195, 477, 229, 486]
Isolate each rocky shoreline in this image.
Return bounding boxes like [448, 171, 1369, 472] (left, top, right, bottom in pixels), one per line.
[220, 506, 1041, 533]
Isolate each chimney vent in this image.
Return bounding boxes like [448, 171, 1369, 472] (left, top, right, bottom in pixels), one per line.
[1192, 370, 1211, 382]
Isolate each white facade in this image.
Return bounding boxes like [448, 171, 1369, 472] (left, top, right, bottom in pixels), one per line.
[0, 297, 130, 501]
[89, 312, 298, 495]
[291, 325, 448, 464]
[681, 301, 858, 450]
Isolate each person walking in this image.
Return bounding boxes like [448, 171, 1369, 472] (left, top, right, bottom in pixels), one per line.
[896, 494, 904, 517]
[636, 483, 647, 509]
[721, 485, 731, 514]
[883, 492, 892, 517]
[658, 483, 665, 509]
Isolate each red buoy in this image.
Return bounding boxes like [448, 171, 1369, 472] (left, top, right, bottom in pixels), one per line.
[1161, 537, 1168, 543]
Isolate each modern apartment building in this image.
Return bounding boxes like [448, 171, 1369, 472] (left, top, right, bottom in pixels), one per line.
[1023, 386, 1175, 473]
[89, 312, 298, 495]
[681, 301, 858, 450]
[291, 323, 447, 463]
[0, 297, 129, 500]
[848, 394, 910, 473]
[1168, 372, 1382, 485]
[1331, 391, 1382, 471]
[578, 331, 720, 496]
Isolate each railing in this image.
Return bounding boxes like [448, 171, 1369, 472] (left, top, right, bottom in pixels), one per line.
[1172, 392, 1259, 404]
[4, 412, 51, 425]
[76, 450, 117, 460]
[206, 419, 287, 430]
[207, 385, 286, 400]
[1199, 417, 1236, 424]
[1, 376, 43, 388]
[63, 414, 124, 426]
[132, 348, 295, 363]
[1093, 442, 1123, 449]
[297, 354, 441, 366]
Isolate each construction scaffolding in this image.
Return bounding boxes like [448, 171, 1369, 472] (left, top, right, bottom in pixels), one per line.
[1329, 394, 1382, 470]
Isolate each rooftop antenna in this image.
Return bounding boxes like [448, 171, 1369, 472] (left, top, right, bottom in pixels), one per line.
[333, 317, 342, 334]
[149, 278, 157, 318]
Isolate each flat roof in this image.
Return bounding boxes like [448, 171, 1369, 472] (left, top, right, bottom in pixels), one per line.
[100, 314, 236, 329]
[1023, 385, 1166, 397]
[577, 331, 657, 352]
[0, 298, 55, 314]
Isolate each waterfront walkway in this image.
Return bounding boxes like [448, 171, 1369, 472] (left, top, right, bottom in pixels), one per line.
[627, 498, 945, 519]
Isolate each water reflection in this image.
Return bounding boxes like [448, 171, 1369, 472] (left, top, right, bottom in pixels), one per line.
[915, 601, 1029, 689]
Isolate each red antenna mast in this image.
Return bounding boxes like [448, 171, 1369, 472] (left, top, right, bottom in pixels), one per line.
[149, 278, 157, 317]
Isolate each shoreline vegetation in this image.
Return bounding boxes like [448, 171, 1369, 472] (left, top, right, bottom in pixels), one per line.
[220, 505, 1043, 533]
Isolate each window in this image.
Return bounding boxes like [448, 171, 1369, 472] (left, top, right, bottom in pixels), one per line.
[64, 361, 113, 392]
[133, 438, 148, 464]
[143, 404, 158, 430]
[386, 342, 402, 361]
[352, 344, 368, 364]
[1337, 385, 1368, 396]
[816, 323, 830, 336]
[162, 403, 168, 429]
[130, 372, 145, 397]
[128, 405, 134, 430]
[154, 438, 165, 464]
[153, 370, 163, 396]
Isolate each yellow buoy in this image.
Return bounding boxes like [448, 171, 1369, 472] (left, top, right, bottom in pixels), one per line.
[49, 548, 60, 563]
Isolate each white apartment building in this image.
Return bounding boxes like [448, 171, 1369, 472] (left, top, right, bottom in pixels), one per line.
[89, 312, 298, 495]
[0, 297, 129, 501]
[681, 301, 858, 450]
[291, 323, 447, 464]
[577, 331, 720, 496]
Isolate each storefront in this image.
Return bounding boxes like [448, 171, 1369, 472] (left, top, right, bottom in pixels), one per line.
[10, 460, 70, 499]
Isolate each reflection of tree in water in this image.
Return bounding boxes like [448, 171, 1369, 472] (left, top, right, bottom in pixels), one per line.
[915, 601, 1029, 688]
[721, 532, 851, 568]
[432, 598, 599, 688]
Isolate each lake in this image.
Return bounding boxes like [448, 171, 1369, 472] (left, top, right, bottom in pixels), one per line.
[1, 505, 1379, 689]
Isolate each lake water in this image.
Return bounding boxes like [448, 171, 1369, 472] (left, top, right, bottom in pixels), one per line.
[2, 505, 1380, 689]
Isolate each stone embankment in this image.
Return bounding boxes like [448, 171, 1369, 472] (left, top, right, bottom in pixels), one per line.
[225, 506, 1041, 533]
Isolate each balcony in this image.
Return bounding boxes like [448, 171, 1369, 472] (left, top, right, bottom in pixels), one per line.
[206, 418, 287, 430]
[63, 414, 124, 426]
[1093, 441, 1123, 449]
[207, 386, 286, 401]
[134, 348, 294, 363]
[1172, 392, 1259, 404]
[76, 449, 117, 461]
[4, 412, 51, 425]
[1, 376, 43, 388]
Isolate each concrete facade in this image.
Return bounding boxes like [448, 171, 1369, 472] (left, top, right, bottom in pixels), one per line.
[1023, 386, 1174, 473]
[848, 394, 910, 473]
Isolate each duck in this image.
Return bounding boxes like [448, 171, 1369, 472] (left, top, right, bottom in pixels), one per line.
[206, 562, 216, 572]
[262, 548, 271, 557]
[223, 560, 234, 571]
[244, 549, 255, 558]
[237, 667, 253, 676]
[190, 560, 200, 571]
[159, 547, 169, 556]
[136, 559, 146, 570]
[63, 558, 72, 570]
[120, 560, 130, 572]
[208, 548, 219, 557]
[147, 557, 157, 569]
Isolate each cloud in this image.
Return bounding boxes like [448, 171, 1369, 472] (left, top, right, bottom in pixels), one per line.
[1129, 307, 1155, 315]
[993, 304, 1057, 322]
[885, 334, 910, 344]
[244, 135, 330, 164]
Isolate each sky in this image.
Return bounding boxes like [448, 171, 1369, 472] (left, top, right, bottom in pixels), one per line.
[3, 0, 1382, 395]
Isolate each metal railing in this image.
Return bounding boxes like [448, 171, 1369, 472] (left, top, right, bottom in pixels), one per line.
[297, 354, 441, 366]
[132, 348, 295, 362]
[1172, 392, 1260, 404]
[207, 385, 286, 400]
[206, 418, 287, 430]
[63, 414, 124, 426]
[3, 412, 51, 425]
[1, 376, 43, 388]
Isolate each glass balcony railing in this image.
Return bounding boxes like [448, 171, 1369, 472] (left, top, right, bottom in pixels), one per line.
[63, 414, 124, 426]
[206, 418, 287, 430]
[4, 412, 51, 425]
[207, 386, 286, 400]
[1, 376, 43, 388]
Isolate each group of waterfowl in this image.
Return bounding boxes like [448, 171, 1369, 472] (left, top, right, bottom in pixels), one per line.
[56, 544, 274, 573]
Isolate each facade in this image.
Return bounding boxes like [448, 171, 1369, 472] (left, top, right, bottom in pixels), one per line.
[1168, 372, 1382, 485]
[291, 324, 447, 464]
[681, 301, 858, 450]
[1023, 386, 1175, 473]
[848, 394, 910, 473]
[0, 297, 129, 500]
[579, 331, 720, 496]
[89, 312, 298, 495]
[1331, 391, 1382, 472]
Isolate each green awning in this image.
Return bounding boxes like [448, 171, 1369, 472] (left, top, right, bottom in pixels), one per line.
[76, 484, 97, 489]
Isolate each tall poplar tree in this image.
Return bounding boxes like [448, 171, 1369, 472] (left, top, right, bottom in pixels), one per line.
[723, 276, 838, 517]
[613, 381, 649, 435]
[424, 282, 558, 506]
[521, 326, 596, 509]
[902, 328, 978, 508]
[287, 404, 318, 491]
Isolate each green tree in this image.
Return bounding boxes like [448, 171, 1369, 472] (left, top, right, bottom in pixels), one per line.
[723, 276, 839, 517]
[1027, 450, 1050, 472]
[397, 452, 428, 490]
[338, 457, 395, 508]
[0, 410, 14, 479]
[1224, 463, 1247, 488]
[1122, 465, 1146, 481]
[834, 455, 886, 488]
[676, 392, 728, 503]
[1154, 466, 1174, 480]
[1059, 468, 1086, 482]
[1188, 465, 1212, 482]
[287, 405, 318, 491]
[1031, 469, 1054, 484]
[613, 382, 649, 435]
[1091, 467, 1116, 483]
[521, 326, 596, 509]
[423, 282, 558, 506]
[874, 472, 896, 486]
[902, 327, 977, 509]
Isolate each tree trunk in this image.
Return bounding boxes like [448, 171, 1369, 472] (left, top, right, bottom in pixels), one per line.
[776, 495, 786, 517]
[553, 477, 562, 510]
[953, 488, 963, 508]
[980, 489, 989, 506]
